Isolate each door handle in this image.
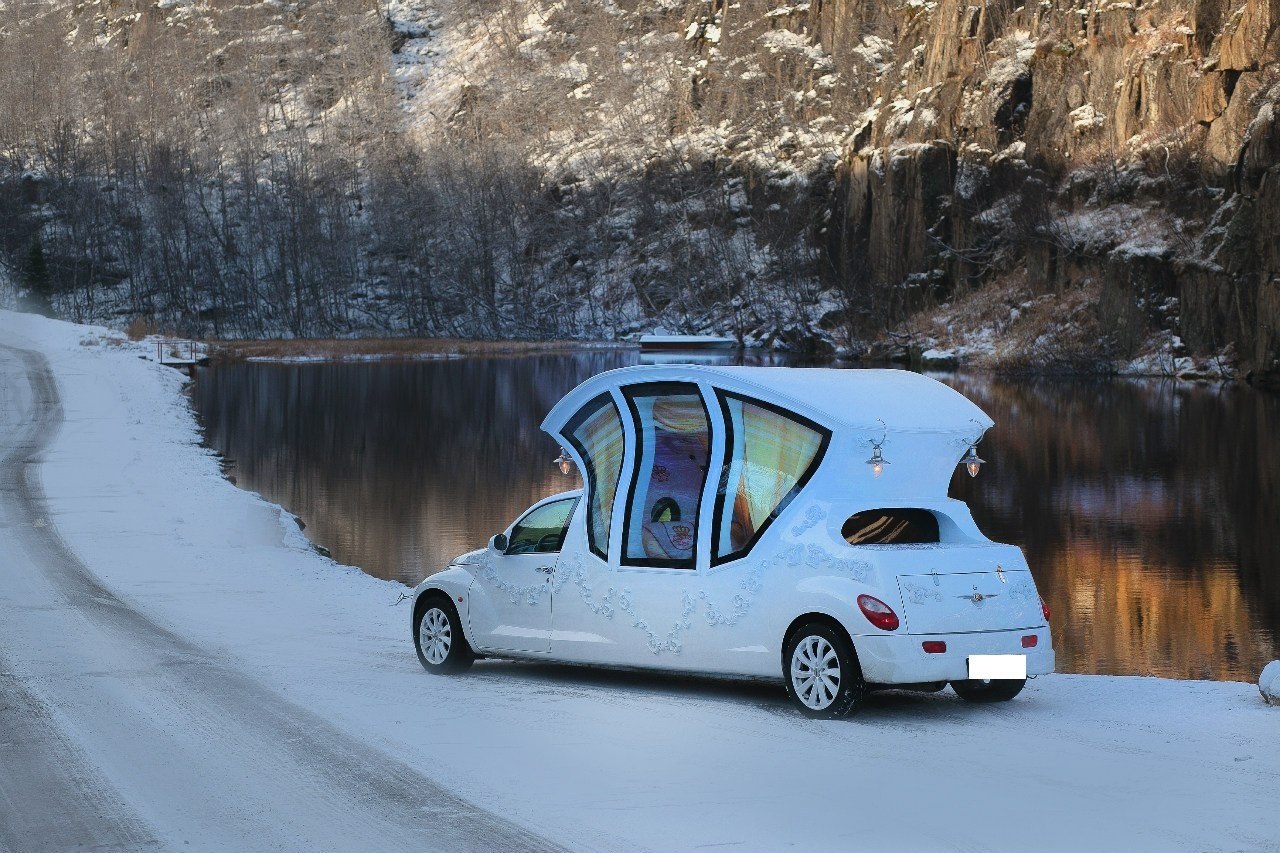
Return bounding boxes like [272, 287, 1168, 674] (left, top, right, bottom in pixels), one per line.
[536, 566, 555, 574]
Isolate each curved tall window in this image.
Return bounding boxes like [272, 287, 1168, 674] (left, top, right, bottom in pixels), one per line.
[564, 393, 625, 560]
[712, 392, 830, 565]
[620, 383, 711, 569]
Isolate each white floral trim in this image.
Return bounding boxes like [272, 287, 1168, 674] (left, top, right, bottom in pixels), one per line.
[790, 504, 826, 537]
[476, 551, 548, 606]
[901, 580, 944, 605]
[804, 544, 874, 583]
[477, 541, 882, 656]
[855, 542, 993, 551]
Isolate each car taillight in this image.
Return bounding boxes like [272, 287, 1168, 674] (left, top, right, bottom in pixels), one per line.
[1040, 595, 1051, 622]
[1022, 634, 1038, 648]
[857, 594, 900, 631]
[922, 640, 946, 654]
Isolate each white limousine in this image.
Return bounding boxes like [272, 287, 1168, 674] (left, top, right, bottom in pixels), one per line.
[411, 365, 1054, 717]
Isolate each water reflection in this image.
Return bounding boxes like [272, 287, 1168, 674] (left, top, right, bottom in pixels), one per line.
[194, 354, 630, 590]
[192, 356, 1279, 682]
[945, 375, 1280, 682]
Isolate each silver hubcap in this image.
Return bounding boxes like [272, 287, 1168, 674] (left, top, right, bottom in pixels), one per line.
[419, 607, 453, 665]
[790, 635, 841, 710]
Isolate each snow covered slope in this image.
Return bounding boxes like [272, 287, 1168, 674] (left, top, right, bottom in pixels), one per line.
[2, 310, 1278, 851]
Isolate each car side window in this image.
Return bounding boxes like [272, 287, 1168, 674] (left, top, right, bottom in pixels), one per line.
[842, 509, 940, 545]
[564, 393, 626, 560]
[712, 392, 830, 565]
[506, 497, 579, 555]
[620, 382, 711, 569]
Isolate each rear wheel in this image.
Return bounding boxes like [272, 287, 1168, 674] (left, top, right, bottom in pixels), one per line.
[950, 677, 1026, 702]
[783, 621, 866, 719]
[414, 596, 475, 674]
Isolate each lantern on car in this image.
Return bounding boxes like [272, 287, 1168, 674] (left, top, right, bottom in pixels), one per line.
[865, 445, 888, 478]
[553, 447, 574, 475]
[961, 444, 985, 478]
[865, 417, 889, 478]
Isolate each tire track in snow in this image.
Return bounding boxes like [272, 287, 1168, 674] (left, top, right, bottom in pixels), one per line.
[0, 343, 561, 853]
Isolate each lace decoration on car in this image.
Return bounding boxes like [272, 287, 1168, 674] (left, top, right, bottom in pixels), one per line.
[790, 504, 826, 537]
[900, 580, 944, 605]
[477, 551, 548, 606]
[555, 545, 808, 655]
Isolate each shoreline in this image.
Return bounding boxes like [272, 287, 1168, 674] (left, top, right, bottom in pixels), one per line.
[2, 309, 1277, 851]
[208, 336, 636, 363]
[197, 333, 1263, 386]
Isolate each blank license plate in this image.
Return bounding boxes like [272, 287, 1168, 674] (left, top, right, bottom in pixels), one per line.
[968, 654, 1027, 680]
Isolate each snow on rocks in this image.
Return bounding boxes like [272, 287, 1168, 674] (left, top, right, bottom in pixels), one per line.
[919, 347, 959, 367]
[1069, 103, 1107, 133]
[1262, 661, 1280, 706]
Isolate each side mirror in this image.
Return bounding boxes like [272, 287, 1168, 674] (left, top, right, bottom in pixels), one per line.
[489, 533, 508, 553]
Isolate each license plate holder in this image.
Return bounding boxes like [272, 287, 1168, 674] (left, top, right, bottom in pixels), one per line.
[967, 654, 1026, 680]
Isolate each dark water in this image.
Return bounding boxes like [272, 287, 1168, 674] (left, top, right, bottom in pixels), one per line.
[192, 353, 1280, 682]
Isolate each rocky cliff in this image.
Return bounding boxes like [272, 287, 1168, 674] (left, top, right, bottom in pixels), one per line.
[823, 0, 1279, 382]
[2, 0, 1277, 382]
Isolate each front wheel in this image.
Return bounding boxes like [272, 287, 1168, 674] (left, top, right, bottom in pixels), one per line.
[783, 622, 867, 719]
[950, 677, 1026, 702]
[415, 597, 475, 674]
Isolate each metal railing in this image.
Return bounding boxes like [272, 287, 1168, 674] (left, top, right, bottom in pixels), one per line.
[156, 339, 200, 364]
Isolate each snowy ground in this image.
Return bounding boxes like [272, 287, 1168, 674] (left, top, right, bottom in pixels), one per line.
[1, 310, 1278, 852]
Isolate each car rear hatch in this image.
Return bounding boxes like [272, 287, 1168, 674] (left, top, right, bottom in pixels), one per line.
[896, 569, 1042, 634]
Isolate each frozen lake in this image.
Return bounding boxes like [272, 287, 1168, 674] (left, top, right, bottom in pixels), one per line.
[192, 352, 1280, 682]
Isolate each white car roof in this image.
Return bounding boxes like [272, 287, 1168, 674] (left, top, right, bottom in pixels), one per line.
[542, 365, 992, 437]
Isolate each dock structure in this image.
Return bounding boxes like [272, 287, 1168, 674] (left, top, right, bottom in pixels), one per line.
[155, 339, 207, 374]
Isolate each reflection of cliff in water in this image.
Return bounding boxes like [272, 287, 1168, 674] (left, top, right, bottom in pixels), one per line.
[194, 353, 633, 585]
[193, 358, 1279, 682]
[944, 375, 1280, 681]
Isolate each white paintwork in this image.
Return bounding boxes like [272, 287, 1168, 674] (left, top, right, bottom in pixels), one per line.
[414, 365, 1054, 688]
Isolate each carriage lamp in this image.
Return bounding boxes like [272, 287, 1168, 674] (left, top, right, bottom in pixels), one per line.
[553, 447, 575, 475]
[961, 444, 985, 478]
[865, 445, 888, 478]
[865, 418, 889, 478]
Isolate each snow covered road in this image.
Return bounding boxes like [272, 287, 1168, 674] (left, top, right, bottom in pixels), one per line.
[1, 311, 1278, 852]
[0, 341, 556, 852]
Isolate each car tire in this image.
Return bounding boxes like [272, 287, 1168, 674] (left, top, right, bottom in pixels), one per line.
[783, 621, 867, 719]
[950, 677, 1026, 702]
[414, 596, 475, 674]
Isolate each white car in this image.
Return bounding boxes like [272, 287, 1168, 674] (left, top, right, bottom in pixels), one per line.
[411, 365, 1054, 717]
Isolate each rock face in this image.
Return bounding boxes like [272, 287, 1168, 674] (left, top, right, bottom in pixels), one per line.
[1262, 660, 1280, 706]
[824, 0, 1280, 381]
[5, 0, 1278, 360]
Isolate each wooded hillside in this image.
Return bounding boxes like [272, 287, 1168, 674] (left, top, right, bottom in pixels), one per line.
[1, 0, 1277, 382]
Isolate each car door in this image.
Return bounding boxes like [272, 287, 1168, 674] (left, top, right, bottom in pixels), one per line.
[471, 496, 578, 654]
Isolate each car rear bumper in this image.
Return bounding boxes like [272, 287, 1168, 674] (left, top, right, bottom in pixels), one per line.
[853, 627, 1055, 684]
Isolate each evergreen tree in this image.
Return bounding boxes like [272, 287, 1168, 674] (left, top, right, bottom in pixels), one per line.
[21, 238, 54, 317]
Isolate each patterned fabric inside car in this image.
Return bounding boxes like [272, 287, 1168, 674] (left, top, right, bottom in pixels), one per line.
[622, 387, 709, 568]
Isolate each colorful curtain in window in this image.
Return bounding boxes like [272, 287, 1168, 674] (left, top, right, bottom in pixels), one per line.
[568, 394, 625, 559]
[622, 388, 709, 568]
[716, 395, 826, 560]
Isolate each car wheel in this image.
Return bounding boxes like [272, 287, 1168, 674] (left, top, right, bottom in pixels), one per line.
[783, 621, 866, 719]
[950, 677, 1026, 702]
[414, 596, 475, 674]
